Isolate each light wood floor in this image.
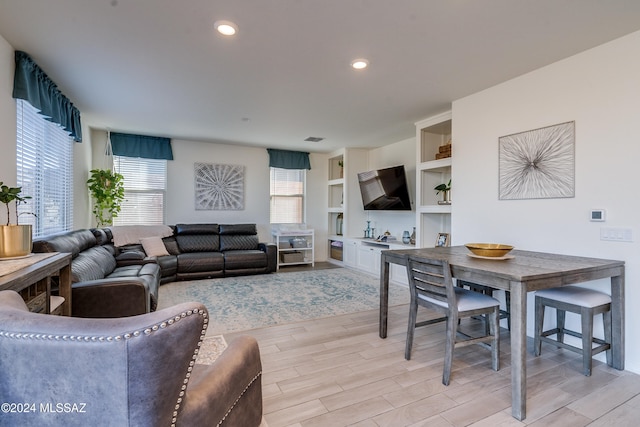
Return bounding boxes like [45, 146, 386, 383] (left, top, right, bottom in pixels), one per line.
[226, 301, 640, 427]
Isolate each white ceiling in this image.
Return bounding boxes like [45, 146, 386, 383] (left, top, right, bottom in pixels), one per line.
[1, 0, 640, 153]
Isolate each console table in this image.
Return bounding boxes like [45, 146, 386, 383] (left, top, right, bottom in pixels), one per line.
[0, 252, 72, 315]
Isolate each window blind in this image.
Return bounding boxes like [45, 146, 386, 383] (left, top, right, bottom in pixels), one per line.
[16, 99, 74, 238]
[270, 168, 305, 224]
[113, 156, 167, 225]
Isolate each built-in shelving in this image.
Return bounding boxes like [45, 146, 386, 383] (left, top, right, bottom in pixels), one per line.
[415, 111, 452, 248]
[326, 148, 368, 264]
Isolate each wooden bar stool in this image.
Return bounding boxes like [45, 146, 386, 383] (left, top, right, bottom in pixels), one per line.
[534, 286, 612, 376]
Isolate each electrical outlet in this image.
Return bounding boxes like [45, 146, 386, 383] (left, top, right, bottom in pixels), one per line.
[600, 227, 633, 242]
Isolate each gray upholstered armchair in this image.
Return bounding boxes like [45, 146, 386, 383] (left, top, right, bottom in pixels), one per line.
[0, 290, 263, 426]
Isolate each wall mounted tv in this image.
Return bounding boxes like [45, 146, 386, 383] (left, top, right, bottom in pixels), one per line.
[357, 165, 412, 211]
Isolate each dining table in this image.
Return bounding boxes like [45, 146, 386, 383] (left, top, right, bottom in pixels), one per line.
[379, 245, 625, 421]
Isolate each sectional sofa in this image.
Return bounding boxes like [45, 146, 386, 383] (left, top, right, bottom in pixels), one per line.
[32, 223, 277, 317]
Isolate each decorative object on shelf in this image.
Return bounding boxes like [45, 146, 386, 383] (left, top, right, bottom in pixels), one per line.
[435, 140, 452, 159]
[194, 163, 245, 210]
[499, 121, 575, 200]
[410, 227, 416, 245]
[402, 230, 410, 244]
[336, 213, 343, 235]
[338, 160, 344, 178]
[0, 182, 35, 258]
[87, 169, 125, 227]
[364, 220, 373, 238]
[434, 179, 451, 204]
[435, 232, 449, 247]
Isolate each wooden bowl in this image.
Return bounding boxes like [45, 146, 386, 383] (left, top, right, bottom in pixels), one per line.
[465, 243, 514, 257]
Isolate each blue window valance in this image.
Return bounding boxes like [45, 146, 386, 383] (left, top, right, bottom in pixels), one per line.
[267, 149, 311, 170]
[110, 132, 173, 160]
[13, 50, 82, 142]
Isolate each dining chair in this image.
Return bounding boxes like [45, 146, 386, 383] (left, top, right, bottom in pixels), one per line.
[457, 280, 511, 331]
[405, 256, 500, 385]
[534, 286, 612, 376]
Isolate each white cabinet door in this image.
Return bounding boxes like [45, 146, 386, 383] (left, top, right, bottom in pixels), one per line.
[357, 245, 380, 273]
[343, 239, 357, 267]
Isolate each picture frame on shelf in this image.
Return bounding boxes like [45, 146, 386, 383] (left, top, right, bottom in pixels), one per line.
[435, 233, 450, 247]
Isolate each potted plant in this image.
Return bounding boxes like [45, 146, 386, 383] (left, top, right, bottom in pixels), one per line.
[87, 169, 126, 227]
[434, 179, 451, 204]
[0, 182, 35, 258]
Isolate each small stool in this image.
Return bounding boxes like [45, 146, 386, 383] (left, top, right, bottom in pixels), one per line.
[534, 286, 612, 376]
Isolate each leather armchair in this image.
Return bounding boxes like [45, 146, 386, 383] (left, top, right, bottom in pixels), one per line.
[0, 290, 263, 426]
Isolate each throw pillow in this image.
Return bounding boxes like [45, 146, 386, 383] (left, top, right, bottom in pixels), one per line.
[140, 236, 170, 257]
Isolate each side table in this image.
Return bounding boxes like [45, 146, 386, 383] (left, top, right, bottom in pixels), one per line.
[0, 252, 72, 315]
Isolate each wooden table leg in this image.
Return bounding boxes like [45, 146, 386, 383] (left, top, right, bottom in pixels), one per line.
[610, 272, 625, 370]
[379, 256, 390, 338]
[510, 281, 527, 421]
[59, 263, 72, 316]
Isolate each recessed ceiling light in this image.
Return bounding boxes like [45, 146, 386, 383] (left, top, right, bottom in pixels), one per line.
[351, 58, 369, 70]
[215, 20, 238, 36]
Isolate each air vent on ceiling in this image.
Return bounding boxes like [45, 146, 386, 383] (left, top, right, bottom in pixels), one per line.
[304, 137, 325, 142]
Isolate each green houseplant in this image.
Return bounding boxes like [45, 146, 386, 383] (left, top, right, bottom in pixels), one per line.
[87, 169, 126, 227]
[434, 179, 451, 203]
[0, 182, 34, 258]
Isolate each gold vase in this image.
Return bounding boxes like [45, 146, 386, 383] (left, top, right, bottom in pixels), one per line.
[0, 224, 33, 258]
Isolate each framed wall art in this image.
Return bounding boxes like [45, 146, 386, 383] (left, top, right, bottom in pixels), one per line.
[194, 163, 244, 210]
[499, 121, 575, 200]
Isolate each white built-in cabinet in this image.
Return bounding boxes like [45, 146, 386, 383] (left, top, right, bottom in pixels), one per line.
[415, 111, 452, 247]
[324, 111, 452, 281]
[342, 238, 408, 285]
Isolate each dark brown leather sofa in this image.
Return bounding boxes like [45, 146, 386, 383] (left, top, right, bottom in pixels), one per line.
[33, 228, 161, 317]
[116, 223, 277, 284]
[32, 224, 276, 317]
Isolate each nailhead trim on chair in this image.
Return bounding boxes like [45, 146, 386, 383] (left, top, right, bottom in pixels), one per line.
[0, 307, 209, 427]
[216, 371, 263, 427]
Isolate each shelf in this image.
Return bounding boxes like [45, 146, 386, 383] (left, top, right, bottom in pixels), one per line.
[415, 111, 453, 248]
[419, 157, 451, 172]
[328, 178, 344, 186]
[273, 230, 314, 270]
[418, 204, 452, 214]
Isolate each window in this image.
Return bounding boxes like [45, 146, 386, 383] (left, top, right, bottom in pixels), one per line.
[16, 99, 74, 238]
[270, 168, 305, 224]
[113, 156, 167, 225]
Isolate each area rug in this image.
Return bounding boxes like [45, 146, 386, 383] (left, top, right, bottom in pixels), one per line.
[158, 268, 408, 335]
[196, 335, 227, 364]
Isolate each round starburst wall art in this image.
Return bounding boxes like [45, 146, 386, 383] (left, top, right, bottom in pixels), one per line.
[194, 163, 244, 210]
[499, 121, 575, 200]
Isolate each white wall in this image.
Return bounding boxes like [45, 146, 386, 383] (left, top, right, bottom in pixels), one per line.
[452, 30, 640, 373]
[164, 138, 327, 247]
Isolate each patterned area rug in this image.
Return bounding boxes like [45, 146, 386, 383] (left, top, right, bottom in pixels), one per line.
[196, 335, 227, 364]
[158, 268, 408, 335]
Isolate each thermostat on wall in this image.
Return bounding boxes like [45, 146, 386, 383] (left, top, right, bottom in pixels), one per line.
[590, 209, 606, 222]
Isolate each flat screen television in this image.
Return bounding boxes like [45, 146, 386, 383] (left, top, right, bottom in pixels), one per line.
[357, 165, 412, 210]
